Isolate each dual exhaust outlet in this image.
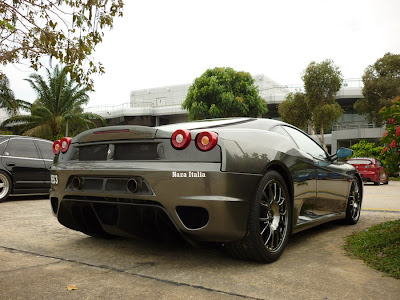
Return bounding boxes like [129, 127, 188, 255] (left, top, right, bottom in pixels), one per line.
[70, 177, 141, 193]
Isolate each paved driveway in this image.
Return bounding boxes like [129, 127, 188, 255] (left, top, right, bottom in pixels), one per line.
[362, 181, 400, 211]
[0, 183, 399, 300]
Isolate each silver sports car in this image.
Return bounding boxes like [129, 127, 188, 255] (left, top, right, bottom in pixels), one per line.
[49, 118, 362, 262]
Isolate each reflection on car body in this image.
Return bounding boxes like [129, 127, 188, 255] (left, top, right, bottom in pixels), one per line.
[49, 118, 363, 262]
[0, 135, 54, 202]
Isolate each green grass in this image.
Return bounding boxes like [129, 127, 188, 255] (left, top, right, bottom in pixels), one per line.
[389, 177, 400, 181]
[344, 219, 400, 279]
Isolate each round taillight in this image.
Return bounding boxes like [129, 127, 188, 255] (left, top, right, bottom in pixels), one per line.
[52, 140, 61, 155]
[196, 131, 218, 151]
[60, 137, 71, 153]
[171, 129, 191, 149]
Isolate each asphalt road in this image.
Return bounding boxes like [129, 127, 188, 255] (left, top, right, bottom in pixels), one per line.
[0, 182, 399, 300]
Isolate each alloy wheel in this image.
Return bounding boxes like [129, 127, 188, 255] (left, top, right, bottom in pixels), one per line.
[259, 180, 289, 252]
[0, 173, 10, 200]
[349, 180, 361, 220]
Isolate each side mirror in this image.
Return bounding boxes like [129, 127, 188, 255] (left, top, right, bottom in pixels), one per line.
[337, 147, 353, 158]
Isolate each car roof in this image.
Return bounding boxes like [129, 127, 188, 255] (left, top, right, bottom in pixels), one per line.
[348, 157, 376, 161]
[0, 135, 52, 143]
[347, 158, 377, 164]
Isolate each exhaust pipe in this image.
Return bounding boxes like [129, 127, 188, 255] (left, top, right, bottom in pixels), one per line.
[127, 178, 141, 193]
[71, 177, 82, 190]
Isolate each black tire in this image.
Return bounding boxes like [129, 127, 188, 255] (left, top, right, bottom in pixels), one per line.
[384, 175, 389, 185]
[343, 178, 362, 225]
[226, 170, 291, 263]
[0, 171, 12, 203]
[374, 175, 380, 185]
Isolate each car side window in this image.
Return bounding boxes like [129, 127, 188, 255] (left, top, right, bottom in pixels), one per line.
[271, 125, 298, 147]
[4, 138, 39, 159]
[0, 141, 7, 155]
[36, 140, 54, 160]
[282, 126, 327, 160]
[271, 125, 291, 138]
[376, 160, 382, 167]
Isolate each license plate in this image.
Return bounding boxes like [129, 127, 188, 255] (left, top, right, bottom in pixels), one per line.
[51, 175, 58, 185]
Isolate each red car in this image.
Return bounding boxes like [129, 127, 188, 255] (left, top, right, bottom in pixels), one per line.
[346, 157, 389, 185]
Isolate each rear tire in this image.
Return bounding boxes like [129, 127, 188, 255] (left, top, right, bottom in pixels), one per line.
[374, 175, 380, 185]
[343, 178, 362, 225]
[384, 175, 389, 185]
[226, 170, 291, 263]
[0, 171, 12, 203]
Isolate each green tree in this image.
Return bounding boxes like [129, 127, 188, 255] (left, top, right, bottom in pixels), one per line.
[350, 140, 385, 161]
[1, 65, 104, 140]
[354, 53, 400, 125]
[0, 74, 30, 115]
[278, 91, 310, 131]
[0, 0, 124, 89]
[182, 67, 267, 120]
[279, 59, 343, 151]
[380, 96, 400, 174]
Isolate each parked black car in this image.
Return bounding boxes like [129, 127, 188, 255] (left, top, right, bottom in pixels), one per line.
[0, 135, 54, 202]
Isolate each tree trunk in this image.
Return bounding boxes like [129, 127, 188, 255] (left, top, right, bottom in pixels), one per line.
[319, 126, 328, 152]
[312, 124, 329, 153]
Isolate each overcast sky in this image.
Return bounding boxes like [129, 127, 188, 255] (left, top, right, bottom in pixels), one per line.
[3, 0, 400, 109]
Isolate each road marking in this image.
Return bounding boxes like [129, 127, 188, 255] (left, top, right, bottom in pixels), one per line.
[363, 195, 400, 197]
[363, 208, 400, 212]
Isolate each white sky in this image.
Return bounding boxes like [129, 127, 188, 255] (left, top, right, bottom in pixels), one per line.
[3, 0, 400, 108]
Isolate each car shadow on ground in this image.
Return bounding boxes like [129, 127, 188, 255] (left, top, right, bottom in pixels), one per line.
[62, 219, 345, 268]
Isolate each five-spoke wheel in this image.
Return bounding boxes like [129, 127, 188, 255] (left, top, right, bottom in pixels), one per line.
[0, 171, 12, 203]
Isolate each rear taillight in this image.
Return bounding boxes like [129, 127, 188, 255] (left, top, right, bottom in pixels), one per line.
[196, 131, 218, 151]
[52, 140, 61, 155]
[171, 129, 191, 149]
[60, 137, 71, 153]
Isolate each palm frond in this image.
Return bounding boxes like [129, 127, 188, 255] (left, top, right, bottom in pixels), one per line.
[16, 100, 33, 111]
[22, 124, 52, 137]
[0, 75, 21, 116]
[5, 65, 94, 139]
[1, 114, 42, 127]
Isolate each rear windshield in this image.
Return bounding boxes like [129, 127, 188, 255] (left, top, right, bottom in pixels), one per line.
[347, 159, 373, 165]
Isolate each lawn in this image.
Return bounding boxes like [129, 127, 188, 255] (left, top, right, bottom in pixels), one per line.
[344, 219, 400, 279]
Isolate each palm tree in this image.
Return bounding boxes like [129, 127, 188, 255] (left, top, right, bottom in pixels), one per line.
[1, 66, 104, 140]
[0, 74, 31, 116]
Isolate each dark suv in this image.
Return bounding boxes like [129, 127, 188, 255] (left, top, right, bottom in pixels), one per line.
[0, 135, 54, 202]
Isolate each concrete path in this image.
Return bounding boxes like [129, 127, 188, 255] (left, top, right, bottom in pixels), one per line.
[0, 184, 399, 300]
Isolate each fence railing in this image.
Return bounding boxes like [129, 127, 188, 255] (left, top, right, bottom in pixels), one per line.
[332, 123, 381, 131]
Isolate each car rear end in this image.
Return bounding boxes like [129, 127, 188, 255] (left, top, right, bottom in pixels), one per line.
[49, 124, 260, 243]
[346, 158, 379, 183]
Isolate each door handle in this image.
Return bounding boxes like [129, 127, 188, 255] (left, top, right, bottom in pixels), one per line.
[6, 162, 15, 166]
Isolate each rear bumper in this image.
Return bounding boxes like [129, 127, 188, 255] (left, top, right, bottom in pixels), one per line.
[50, 161, 261, 242]
[359, 171, 379, 182]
